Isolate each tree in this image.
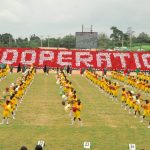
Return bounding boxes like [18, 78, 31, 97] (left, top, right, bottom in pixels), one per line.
[29, 34, 41, 48]
[122, 33, 129, 47]
[110, 26, 123, 47]
[61, 35, 75, 49]
[47, 38, 59, 47]
[126, 27, 134, 50]
[16, 37, 29, 48]
[136, 32, 150, 43]
[0, 33, 14, 47]
[98, 33, 112, 49]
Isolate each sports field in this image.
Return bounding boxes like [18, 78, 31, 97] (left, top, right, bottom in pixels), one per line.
[0, 72, 149, 150]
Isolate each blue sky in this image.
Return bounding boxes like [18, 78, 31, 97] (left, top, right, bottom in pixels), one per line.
[0, 0, 149, 38]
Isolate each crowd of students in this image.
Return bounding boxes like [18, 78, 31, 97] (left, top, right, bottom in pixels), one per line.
[0, 64, 149, 128]
[111, 71, 150, 94]
[0, 66, 35, 125]
[85, 70, 150, 128]
[56, 70, 83, 127]
[85, 70, 120, 101]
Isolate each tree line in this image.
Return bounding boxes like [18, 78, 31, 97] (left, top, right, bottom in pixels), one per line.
[0, 26, 150, 49]
[0, 34, 75, 49]
[99, 26, 150, 49]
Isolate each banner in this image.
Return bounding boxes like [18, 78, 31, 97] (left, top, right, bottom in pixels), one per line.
[0, 48, 150, 70]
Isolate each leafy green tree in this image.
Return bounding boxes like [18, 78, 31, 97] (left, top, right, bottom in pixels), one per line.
[61, 35, 75, 49]
[48, 38, 59, 47]
[121, 33, 129, 47]
[110, 26, 130, 48]
[0, 33, 14, 47]
[29, 34, 41, 48]
[16, 37, 29, 48]
[136, 32, 150, 43]
[110, 26, 123, 47]
[98, 33, 112, 49]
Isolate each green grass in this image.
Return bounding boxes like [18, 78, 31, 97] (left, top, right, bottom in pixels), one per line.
[132, 44, 150, 51]
[0, 73, 149, 150]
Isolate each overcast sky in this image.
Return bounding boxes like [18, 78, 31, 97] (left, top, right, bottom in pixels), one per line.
[0, 0, 149, 38]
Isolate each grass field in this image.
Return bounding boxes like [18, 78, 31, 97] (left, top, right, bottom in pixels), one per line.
[132, 45, 150, 51]
[0, 73, 150, 150]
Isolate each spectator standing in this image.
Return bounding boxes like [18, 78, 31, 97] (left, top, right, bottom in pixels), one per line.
[67, 65, 70, 74]
[69, 65, 72, 76]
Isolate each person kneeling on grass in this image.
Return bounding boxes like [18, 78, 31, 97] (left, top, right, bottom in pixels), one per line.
[71, 99, 83, 127]
[140, 100, 150, 128]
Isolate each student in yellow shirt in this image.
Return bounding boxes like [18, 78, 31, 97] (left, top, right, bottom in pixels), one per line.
[140, 100, 150, 128]
[0, 100, 11, 125]
[134, 95, 141, 118]
[121, 88, 127, 107]
[71, 100, 83, 127]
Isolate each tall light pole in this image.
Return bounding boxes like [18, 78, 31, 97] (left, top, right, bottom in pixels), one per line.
[9, 35, 11, 47]
[40, 36, 43, 47]
[15, 38, 17, 47]
[122, 34, 124, 47]
[47, 35, 50, 47]
[129, 34, 132, 50]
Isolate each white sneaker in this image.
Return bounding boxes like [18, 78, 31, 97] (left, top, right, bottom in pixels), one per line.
[148, 125, 150, 128]
[0, 119, 4, 124]
[71, 120, 74, 125]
